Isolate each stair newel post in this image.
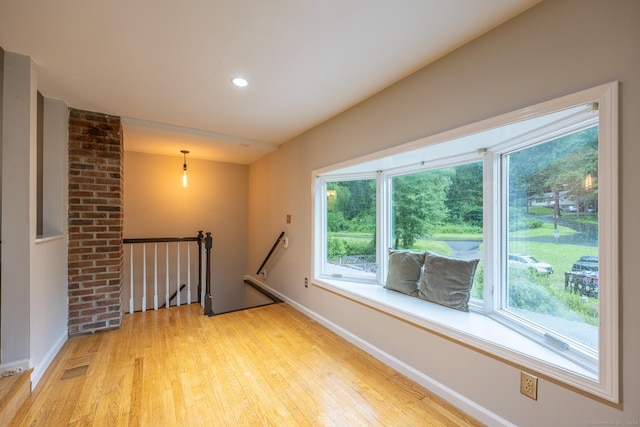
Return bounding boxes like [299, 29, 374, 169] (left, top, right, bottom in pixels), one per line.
[197, 230, 203, 303]
[204, 232, 214, 316]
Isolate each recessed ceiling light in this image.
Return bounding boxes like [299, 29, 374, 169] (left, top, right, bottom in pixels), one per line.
[231, 77, 248, 87]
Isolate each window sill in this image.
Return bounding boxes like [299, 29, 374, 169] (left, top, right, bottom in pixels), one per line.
[313, 277, 595, 383]
[35, 234, 63, 244]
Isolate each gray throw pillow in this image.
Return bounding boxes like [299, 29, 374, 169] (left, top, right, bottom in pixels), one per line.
[384, 250, 425, 296]
[418, 251, 479, 312]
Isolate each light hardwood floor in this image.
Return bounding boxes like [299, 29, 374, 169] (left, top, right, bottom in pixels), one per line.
[12, 303, 484, 426]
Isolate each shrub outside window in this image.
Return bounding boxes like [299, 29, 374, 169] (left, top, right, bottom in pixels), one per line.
[502, 127, 599, 359]
[390, 162, 484, 299]
[323, 178, 377, 281]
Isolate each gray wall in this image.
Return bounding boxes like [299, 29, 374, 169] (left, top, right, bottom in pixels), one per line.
[0, 45, 3, 352]
[0, 46, 3, 236]
[30, 98, 68, 385]
[247, 1, 640, 425]
[1, 51, 69, 387]
[1, 52, 34, 366]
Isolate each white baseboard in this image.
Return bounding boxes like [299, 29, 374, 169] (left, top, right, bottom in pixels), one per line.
[244, 275, 515, 427]
[30, 331, 67, 390]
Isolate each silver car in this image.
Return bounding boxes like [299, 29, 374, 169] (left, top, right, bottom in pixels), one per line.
[508, 253, 554, 275]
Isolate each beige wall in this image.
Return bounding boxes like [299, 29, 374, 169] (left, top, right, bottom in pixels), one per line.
[248, 1, 640, 425]
[123, 151, 249, 310]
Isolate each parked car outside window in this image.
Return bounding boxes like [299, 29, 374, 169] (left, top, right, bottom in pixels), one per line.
[508, 253, 554, 275]
[572, 256, 599, 273]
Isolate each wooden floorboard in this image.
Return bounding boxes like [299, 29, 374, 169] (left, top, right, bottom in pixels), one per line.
[11, 303, 485, 426]
[0, 369, 32, 426]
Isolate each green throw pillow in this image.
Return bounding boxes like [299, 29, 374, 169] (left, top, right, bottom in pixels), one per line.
[384, 250, 425, 296]
[418, 251, 479, 312]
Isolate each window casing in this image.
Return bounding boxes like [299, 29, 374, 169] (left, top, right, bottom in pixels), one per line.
[312, 82, 618, 401]
[321, 176, 378, 282]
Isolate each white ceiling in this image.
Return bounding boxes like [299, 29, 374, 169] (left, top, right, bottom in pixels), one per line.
[0, 0, 540, 164]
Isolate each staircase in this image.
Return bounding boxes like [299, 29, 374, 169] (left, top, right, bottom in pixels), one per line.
[0, 369, 31, 425]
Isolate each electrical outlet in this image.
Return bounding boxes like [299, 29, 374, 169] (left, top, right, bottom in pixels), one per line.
[520, 372, 538, 400]
[304, 277, 308, 288]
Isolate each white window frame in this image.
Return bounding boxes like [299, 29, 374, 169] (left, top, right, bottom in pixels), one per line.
[312, 82, 618, 402]
[318, 173, 379, 283]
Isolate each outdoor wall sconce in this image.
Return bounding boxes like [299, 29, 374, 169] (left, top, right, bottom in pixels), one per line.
[585, 172, 593, 190]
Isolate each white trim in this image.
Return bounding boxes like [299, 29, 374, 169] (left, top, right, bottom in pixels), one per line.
[243, 275, 516, 427]
[310, 278, 596, 373]
[311, 82, 620, 402]
[34, 234, 63, 244]
[595, 81, 619, 402]
[30, 331, 67, 390]
[313, 82, 616, 178]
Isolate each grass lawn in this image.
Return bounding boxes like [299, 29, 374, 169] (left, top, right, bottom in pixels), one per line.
[409, 240, 453, 254]
[508, 241, 597, 287]
[331, 222, 588, 268]
[509, 222, 576, 238]
[329, 229, 598, 324]
[329, 216, 599, 326]
[330, 233, 373, 245]
[430, 233, 481, 241]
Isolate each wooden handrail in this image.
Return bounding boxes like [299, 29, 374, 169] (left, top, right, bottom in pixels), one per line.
[243, 279, 283, 304]
[123, 236, 200, 244]
[256, 231, 285, 275]
[123, 231, 210, 314]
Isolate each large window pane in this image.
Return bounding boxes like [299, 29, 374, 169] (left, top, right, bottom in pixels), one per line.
[325, 179, 377, 279]
[505, 126, 599, 350]
[391, 162, 484, 298]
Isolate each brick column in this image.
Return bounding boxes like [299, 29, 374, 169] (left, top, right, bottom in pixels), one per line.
[67, 108, 123, 335]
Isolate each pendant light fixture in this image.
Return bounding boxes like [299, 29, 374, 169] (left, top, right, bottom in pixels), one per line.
[181, 150, 189, 188]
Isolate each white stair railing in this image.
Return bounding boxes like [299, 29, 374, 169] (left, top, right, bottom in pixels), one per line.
[123, 233, 205, 313]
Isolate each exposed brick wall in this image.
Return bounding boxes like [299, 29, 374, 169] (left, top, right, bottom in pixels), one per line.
[67, 108, 123, 336]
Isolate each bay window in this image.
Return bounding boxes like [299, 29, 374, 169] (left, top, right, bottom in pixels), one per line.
[312, 82, 618, 401]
